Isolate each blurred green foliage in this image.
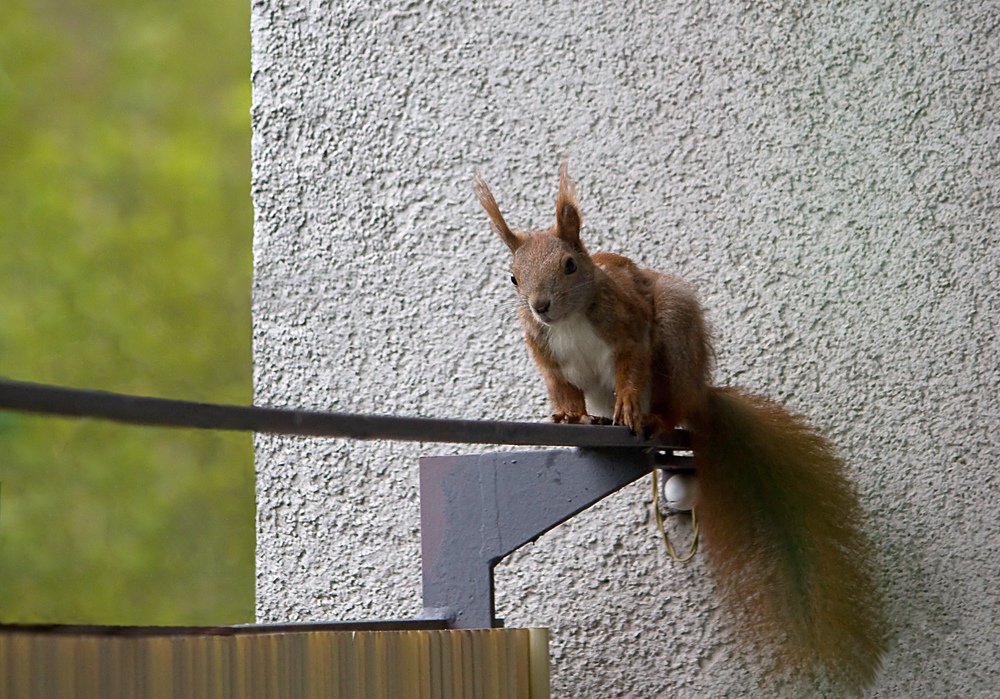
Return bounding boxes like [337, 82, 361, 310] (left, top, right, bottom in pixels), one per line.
[0, 0, 254, 624]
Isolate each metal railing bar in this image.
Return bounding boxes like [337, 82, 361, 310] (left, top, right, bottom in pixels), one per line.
[0, 379, 690, 449]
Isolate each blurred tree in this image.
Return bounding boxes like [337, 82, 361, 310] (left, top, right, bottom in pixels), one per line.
[0, 0, 254, 624]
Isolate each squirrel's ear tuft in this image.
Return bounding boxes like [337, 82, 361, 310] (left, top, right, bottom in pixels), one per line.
[555, 161, 583, 250]
[474, 173, 521, 253]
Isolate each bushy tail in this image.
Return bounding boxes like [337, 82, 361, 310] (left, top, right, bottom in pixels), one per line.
[694, 386, 887, 694]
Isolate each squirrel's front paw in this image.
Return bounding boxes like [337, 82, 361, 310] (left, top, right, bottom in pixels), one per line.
[613, 400, 646, 434]
[551, 412, 588, 424]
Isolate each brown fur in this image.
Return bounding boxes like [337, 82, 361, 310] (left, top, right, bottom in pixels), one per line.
[696, 388, 887, 691]
[476, 164, 887, 694]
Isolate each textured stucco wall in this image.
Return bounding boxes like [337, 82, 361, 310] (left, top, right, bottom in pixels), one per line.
[251, 0, 999, 695]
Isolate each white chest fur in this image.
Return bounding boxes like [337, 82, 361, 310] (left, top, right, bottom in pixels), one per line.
[545, 314, 617, 418]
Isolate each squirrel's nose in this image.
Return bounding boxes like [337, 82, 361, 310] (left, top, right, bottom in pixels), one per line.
[532, 299, 551, 315]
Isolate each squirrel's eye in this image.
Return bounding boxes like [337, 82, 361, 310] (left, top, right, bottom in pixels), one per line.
[510, 274, 518, 286]
[564, 258, 577, 274]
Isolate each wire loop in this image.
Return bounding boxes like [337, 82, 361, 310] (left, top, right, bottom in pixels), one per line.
[651, 469, 699, 563]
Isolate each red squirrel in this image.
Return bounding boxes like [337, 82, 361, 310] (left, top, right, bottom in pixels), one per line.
[475, 163, 887, 694]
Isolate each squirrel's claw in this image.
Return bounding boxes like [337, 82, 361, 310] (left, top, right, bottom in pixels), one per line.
[613, 399, 645, 435]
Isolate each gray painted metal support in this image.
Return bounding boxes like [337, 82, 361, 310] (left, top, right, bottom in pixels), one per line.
[419, 447, 692, 629]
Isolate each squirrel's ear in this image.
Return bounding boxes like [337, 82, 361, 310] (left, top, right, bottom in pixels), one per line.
[474, 173, 521, 253]
[555, 161, 583, 249]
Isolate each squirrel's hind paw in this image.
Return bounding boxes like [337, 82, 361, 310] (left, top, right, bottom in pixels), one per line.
[640, 415, 671, 440]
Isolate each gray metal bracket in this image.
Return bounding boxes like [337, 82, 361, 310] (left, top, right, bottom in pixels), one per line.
[419, 447, 692, 629]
